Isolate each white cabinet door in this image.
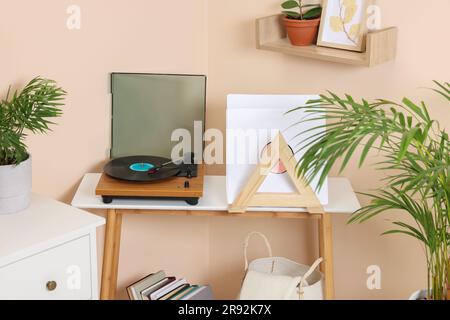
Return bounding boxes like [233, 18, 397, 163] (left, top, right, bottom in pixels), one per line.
[0, 235, 92, 300]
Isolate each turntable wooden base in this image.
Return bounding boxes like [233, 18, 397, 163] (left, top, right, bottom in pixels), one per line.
[95, 165, 205, 205]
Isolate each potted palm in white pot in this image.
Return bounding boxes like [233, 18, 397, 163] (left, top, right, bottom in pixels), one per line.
[290, 81, 450, 300]
[0, 77, 66, 215]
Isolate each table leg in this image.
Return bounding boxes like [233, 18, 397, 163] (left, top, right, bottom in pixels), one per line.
[318, 213, 335, 300]
[100, 209, 123, 300]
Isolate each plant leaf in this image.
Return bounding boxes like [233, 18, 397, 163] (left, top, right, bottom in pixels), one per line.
[303, 7, 322, 20]
[343, 4, 357, 23]
[343, 0, 357, 6]
[349, 23, 360, 38]
[330, 16, 344, 32]
[282, 0, 299, 9]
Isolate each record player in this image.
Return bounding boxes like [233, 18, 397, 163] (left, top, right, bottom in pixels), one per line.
[95, 73, 207, 205]
[95, 154, 205, 205]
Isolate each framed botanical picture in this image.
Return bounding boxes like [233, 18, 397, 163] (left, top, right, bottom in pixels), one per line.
[317, 0, 373, 52]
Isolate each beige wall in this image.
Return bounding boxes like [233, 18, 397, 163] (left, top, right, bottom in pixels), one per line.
[3, 0, 449, 299]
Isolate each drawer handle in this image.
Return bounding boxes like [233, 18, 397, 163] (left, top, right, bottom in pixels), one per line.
[46, 281, 57, 291]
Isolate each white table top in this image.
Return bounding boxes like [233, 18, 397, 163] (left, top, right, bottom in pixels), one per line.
[72, 174, 361, 214]
[0, 195, 105, 266]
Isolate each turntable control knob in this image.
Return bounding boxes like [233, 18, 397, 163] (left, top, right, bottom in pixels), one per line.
[184, 181, 190, 189]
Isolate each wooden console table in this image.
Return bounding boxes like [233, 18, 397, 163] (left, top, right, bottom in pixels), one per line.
[72, 174, 360, 300]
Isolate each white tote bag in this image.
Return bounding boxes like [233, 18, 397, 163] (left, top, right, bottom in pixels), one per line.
[239, 232, 324, 300]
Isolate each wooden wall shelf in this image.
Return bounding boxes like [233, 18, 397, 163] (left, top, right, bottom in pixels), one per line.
[256, 15, 398, 67]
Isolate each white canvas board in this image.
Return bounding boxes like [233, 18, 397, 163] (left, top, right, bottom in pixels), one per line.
[226, 94, 329, 206]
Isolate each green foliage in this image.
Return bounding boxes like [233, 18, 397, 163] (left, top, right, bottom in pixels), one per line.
[281, 0, 322, 20]
[0, 77, 66, 166]
[289, 82, 450, 300]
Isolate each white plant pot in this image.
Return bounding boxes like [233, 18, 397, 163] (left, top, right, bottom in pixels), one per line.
[409, 289, 428, 300]
[0, 156, 32, 215]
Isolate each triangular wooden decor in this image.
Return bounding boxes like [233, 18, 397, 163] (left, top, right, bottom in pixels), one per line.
[229, 133, 324, 214]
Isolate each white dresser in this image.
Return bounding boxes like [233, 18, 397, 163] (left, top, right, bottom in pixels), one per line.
[0, 195, 105, 300]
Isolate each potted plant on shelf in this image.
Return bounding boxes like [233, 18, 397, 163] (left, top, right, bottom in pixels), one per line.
[289, 81, 450, 300]
[282, 0, 322, 46]
[0, 77, 66, 215]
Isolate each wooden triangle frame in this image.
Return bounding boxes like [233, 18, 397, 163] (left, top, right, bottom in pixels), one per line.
[229, 133, 324, 214]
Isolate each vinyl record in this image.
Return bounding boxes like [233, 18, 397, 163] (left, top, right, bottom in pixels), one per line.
[104, 156, 180, 182]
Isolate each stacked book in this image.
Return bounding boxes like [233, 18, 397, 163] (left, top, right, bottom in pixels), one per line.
[127, 270, 213, 301]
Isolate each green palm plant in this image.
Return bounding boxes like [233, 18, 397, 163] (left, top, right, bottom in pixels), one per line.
[0, 77, 66, 166]
[289, 81, 450, 300]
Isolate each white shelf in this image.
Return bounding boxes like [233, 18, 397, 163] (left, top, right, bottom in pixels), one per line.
[72, 174, 361, 215]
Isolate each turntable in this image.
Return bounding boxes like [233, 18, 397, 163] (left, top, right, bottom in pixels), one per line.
[95, 155, 204, 205]
[95, 73, 207, 205]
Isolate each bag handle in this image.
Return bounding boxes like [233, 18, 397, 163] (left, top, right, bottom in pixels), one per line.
[298, 257, 323, 299]
[244, 232, 273, 271]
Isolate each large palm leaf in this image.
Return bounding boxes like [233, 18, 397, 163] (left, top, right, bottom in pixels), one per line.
[289, 82, 450, 300]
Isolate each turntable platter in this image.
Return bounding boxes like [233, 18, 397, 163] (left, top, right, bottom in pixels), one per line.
[104, 156, 180, 182]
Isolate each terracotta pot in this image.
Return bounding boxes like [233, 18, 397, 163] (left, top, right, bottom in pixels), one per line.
[284, 17, 321, 46]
